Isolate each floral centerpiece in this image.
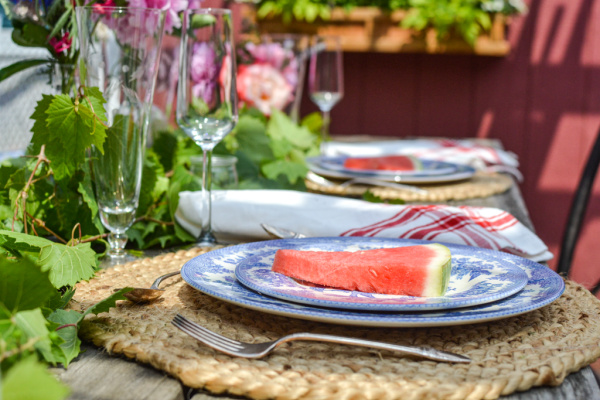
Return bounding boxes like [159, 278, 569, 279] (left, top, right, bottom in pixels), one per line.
[0, 1, 320, 398]
[235, 35, 307, 120]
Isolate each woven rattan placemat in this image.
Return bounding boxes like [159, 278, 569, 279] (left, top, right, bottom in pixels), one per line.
[305, 172, 513, 202]
[69, 247, 600, 400]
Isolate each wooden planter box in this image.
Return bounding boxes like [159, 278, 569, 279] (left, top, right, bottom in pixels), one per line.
[255, 7, 510, 56]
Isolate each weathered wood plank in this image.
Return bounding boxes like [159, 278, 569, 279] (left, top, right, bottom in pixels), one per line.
[499, 368, 600, 400]
[53, 344, 184, 400]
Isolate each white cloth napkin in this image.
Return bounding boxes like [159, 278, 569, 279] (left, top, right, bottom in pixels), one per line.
[176, 190, 552, 262]
[324, 138, 522, 180]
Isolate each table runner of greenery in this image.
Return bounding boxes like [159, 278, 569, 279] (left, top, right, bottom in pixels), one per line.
[0, 1, 325, 396]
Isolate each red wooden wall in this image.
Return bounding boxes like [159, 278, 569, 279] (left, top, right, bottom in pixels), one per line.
[182, 0, 600, 288]
[298, 0, 600, 288]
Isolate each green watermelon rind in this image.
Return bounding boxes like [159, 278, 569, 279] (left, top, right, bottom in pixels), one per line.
[422, 243, 452, 297]
[408, 155, 424, 171]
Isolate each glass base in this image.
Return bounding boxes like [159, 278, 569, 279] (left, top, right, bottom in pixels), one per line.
[100, 252, 141, 268]
[196, 230, 217, 247]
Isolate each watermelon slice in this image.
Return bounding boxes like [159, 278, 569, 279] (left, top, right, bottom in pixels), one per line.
[271, 244, 452, 297]
[343, 155, 423, 172]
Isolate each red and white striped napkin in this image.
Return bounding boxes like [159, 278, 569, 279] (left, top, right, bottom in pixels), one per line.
[176, 190, 552, 262]
[324, 138, 521, 180]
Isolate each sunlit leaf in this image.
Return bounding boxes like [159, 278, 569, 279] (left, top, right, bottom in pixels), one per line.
[0, 256, 54, 313]
[1, 357, 70, 400]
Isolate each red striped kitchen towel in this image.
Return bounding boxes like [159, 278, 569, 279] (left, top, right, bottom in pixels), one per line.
[176, 190, 552, 262]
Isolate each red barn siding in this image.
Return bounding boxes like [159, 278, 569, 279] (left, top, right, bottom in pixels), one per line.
[195, 0, 600, 290]
[299, 0, 600, 289]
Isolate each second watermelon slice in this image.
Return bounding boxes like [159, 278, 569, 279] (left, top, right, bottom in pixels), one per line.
[343, 155, 423, 172]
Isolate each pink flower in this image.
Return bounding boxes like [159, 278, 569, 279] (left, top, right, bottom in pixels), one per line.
[236, 63, 293, 116]
[191, 43, 217, 82]
[244, 42, 299, 88]
[92, 0, 115, 15]
[190, 42, 218, 104]
[219, 51, 233, 103]
[144, 0, 188, 34]
[49, 32, 72, 54]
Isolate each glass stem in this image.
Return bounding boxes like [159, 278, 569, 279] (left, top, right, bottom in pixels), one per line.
[321, 110, 331, 153]
[198, 148, 216, 245]
[107, 232, 127, 257]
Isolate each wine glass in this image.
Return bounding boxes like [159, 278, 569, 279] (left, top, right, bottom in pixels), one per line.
[176, 8, 238, 246]
[308, 35, 344, 153]
[76, 6, 166, 258]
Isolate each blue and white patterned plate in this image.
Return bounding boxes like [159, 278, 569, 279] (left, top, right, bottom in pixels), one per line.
[181, 237, 565, 327]
[316, 155, 458, 177]
[306, 157, 476, 184]
[234, 247, 528, 311]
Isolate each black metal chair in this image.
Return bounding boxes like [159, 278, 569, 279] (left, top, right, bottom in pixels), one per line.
[557, 126, 600, 294]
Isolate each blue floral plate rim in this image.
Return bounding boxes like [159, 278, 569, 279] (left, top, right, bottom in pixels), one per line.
[181, 237, 565, 327]
[306, 157, 476, 184]
[233, 246, 529, 311]
[316, 155, 458, 177]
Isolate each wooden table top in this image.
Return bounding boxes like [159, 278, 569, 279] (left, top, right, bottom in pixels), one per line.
[53, 167, 600, 400]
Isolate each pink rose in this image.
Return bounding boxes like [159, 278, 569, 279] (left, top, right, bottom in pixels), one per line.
[236, 63, 293, 116]
[244, 42, 300, 89]
[245, 42, 287, 69]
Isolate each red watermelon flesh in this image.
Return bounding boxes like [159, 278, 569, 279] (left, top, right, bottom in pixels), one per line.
[271, 244, 452, 297]
[343, 155, 422, 172]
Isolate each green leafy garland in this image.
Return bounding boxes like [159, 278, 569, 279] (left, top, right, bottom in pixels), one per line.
[0, 79, 323, 397]
[0, 230, 133, 399]
[0, 55, 408, 397]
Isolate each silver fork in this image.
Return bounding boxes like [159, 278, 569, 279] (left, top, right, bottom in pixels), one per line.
[171, 314, 470, 363]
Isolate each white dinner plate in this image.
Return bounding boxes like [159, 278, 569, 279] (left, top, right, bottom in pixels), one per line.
[234, 247, 529, 311]
[180, 237, 564, 327]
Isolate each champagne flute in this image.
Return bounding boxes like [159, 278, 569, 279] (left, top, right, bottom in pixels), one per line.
[309, 35, 344, 152]
[76, 6, 166, 258]
[176, 8, 238, 246]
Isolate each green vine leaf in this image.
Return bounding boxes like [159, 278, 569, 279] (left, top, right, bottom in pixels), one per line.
[29, 94, 54, 153]
[45, 94, 107, 179]
[81, 287, 132, 318]
[0, 59, 49, 82]
[30, 89, 108, 180]
[267, 109, 316, 150]
[0, 255, 55, 313]
[262, 159, 307, 184]
[47, 309, 83, 366]
[1, 356, 70, 400]
[13, 308, 64, 365]
[0, 230, 97, 288]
